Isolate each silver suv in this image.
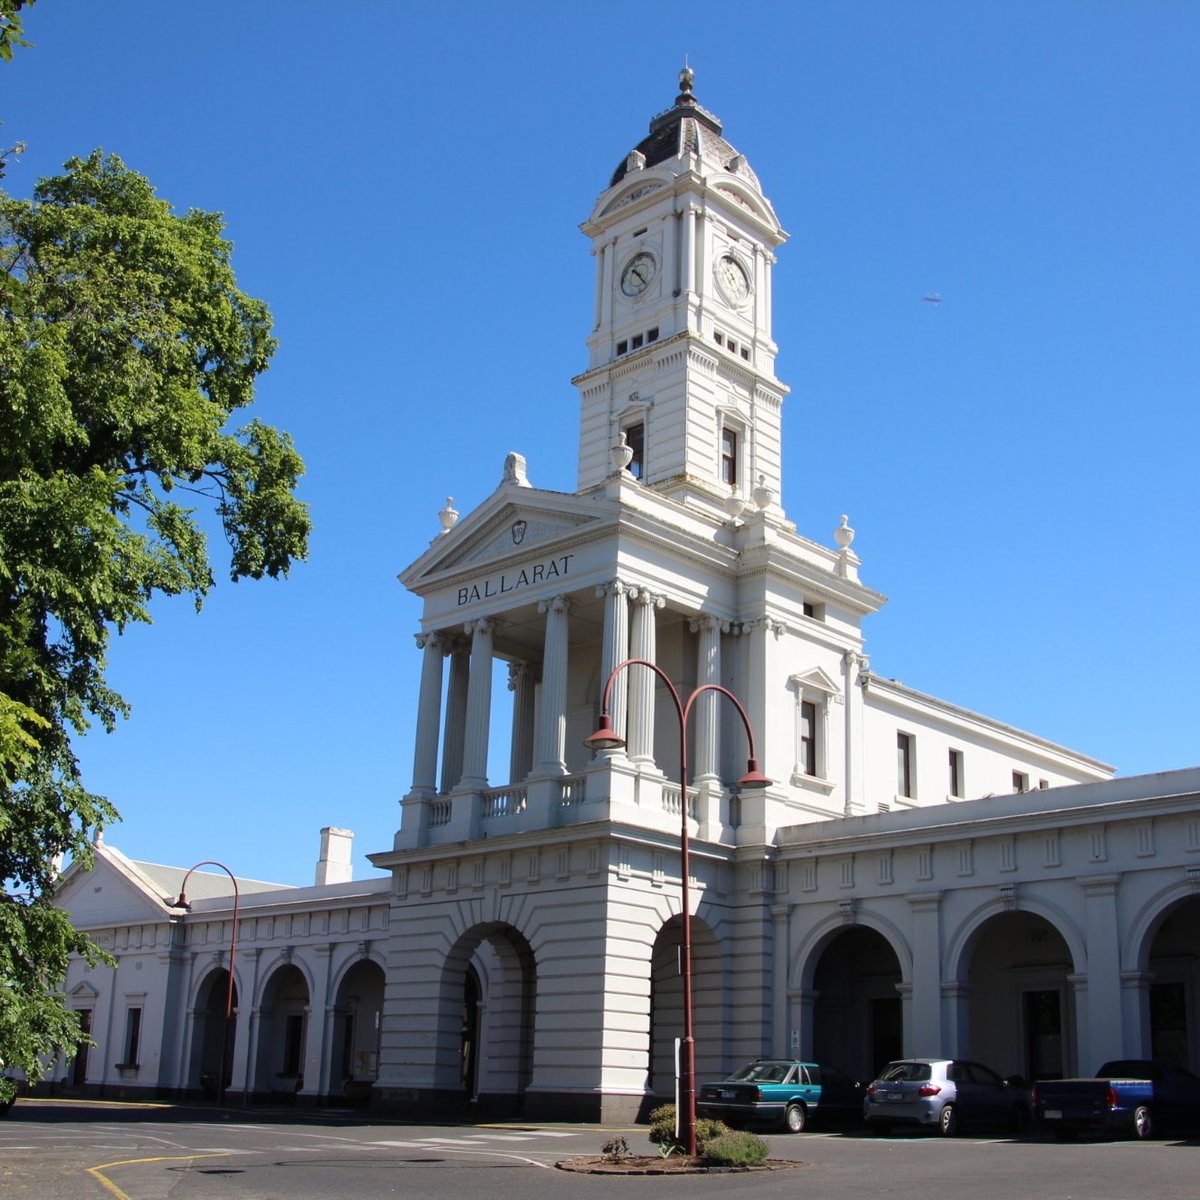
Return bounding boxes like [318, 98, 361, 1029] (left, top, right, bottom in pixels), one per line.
[864, 1058, 1030, 1136]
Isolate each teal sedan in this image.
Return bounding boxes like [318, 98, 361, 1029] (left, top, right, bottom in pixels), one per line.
[697, 1059, 864, 1132]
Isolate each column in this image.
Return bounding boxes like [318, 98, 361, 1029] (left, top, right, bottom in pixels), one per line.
[842, 650, 865, 816]
[507, 661, 536, 782]
[1082, 875, 1124, 1067]
[907, 891, 943, 1053]
[410, 631, 444, 797]
[690, 615, 722, 784]
[627, 588, 663, 765]
[440, 637, 469, 793]
[459, 618, 494, 790]
[681, 206, 697, 298]
[771, 903, 790, 1056]
[596, 580, 630, 748]
[533, 595, 571, 776]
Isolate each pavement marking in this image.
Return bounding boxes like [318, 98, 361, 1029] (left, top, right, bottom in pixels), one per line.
[87, 1152, 231, 1200]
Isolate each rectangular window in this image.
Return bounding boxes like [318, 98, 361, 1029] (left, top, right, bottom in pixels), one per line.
[647, 327, 659, 343]
[631, 333, 644, 349]
[714, 331, 725, 346]
[625, 422, 645, 480]
[720, 427, 738, 486]
[897, 732, 914, 799]
[948, 748, 963, 798]
[741, 346, 751, 361]
[1038, 778, 1049, 790]
[616, 339, 628, 355]
[122, 1007, 142, 1066]
[1013, 770, 1029, 794]
[800, 700, 817, 777]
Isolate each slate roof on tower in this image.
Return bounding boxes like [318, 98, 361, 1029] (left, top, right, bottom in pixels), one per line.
[609, 67, 763, 191]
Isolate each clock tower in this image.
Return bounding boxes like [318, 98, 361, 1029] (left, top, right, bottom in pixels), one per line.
[574, 68, 790, 521]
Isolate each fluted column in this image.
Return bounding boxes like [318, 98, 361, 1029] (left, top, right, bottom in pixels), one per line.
[627, 588, 664, 765]
[596, 580, 630, 750]
[459, 618, 494, 790]
[533, 596, 572, 776]
[689, 615, 722, 783]
[410, 631, 445, 797]
[440, 636, 469, 794]
[508, 661, 537, 782]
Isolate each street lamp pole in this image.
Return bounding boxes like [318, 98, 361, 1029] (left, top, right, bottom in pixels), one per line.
[170, 860, 240, 1106]
[586, 658, 770, 1157]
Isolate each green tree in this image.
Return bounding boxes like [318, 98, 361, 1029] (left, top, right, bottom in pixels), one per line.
[0, 150, 309, 1098]
[0, 1, 35, 64]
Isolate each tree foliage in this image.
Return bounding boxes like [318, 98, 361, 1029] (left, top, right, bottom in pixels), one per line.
[0, 2, 34, 64]
[0, 150, 309, 1096]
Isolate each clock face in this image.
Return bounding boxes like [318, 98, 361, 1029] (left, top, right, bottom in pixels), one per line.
[715, 254, 751, 305]
[620, 252, 657, 298]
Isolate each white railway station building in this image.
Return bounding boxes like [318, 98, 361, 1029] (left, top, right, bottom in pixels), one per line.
[50, 73, 1200, 1121]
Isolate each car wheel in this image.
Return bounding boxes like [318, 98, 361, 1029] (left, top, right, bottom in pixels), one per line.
[1053, 1127, 1077, 1142]
[784, 1103, 807, 1133]
[1133, 1105, 1154, 1140]
[938, 1104, 958, 1137]
[1009, 1104, 1028, 1135]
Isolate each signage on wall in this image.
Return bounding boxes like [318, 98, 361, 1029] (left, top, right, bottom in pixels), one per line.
[456, 554, 576, 607]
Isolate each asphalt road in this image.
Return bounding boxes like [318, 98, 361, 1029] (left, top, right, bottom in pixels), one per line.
[3, 1099, 1199, 1199]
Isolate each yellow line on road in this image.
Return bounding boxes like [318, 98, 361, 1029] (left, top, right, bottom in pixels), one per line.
[86, 1152, 231, 1200]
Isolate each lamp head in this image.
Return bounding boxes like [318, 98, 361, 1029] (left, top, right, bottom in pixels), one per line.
[169, 892, 192, 912]
[737, 759, 772, 791]
[584, 712, 626, 752]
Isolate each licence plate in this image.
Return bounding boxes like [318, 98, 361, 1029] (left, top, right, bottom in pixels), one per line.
[1044, 1109, 1062, 1119]
[720, 1090, 735, 1099]
[879, 1091, 903, 1102]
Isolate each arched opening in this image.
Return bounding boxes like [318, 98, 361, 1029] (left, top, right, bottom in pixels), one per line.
[331, 959, 385, 1104]
[254, 963, 310, 1100]
[189, 968, 237, 1099]
[1144, 895, 1200, 1070]
[649, 916, 723, 1099]
[436, 924, 535, 1116]
[811, 926, 903, 1081]
[963, 911, 1074, 1081]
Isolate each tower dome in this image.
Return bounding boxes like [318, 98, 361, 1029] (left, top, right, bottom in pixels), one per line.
[609, 67, 762, 192]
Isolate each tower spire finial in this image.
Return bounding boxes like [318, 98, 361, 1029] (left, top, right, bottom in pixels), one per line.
[678, 61, 694, 97]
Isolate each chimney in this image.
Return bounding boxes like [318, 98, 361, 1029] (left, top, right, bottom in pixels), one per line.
[315, 826, 353, 886]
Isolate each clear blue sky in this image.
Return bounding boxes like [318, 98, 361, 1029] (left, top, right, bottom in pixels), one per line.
[6, 2, 1197, 886]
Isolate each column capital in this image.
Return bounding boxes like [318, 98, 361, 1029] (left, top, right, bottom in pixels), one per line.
[414, 630, 444, 651]
[464, 617, 494, 636]
[596, 578, 629, 599]
[688, 613, 723, 635]
[629, 586, 665, 609]
[538, 594, 574, 616]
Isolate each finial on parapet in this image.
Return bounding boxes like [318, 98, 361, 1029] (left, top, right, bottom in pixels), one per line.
[438, 497, 459, 535]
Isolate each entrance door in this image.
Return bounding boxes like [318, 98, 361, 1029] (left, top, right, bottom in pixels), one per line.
[1150, 981, 1189, 1067]
[72, 1009, 92, 1087]
[870, 997, 902, 1075]
[1024, 990, 1063, 1081]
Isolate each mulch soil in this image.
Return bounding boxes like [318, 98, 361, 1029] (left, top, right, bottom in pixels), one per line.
[556, 1156, 807, 1175]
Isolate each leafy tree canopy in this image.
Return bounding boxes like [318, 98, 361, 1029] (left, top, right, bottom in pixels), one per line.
[0, 1, 34, 64]
[0, 150, 310, 1097]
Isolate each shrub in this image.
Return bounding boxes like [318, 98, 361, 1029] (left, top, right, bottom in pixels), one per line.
[703, 1129, 771, 1167]
[647, 1104, 730, 1155]
[601, 1135, 630, 1161]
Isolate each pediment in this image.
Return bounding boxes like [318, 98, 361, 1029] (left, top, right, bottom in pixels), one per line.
[789, 666, 840, 695]
[407, 492, 603, 584]
[599, 177, 667, 217]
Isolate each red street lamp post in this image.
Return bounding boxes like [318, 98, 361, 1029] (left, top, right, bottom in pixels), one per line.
[585, 658, 770, 1157]
[170, 860, 240, 1106]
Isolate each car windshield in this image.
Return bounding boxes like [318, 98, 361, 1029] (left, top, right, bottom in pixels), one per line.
[728, 1062, 793, 1083]
[878, 1061, 932, 1083]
